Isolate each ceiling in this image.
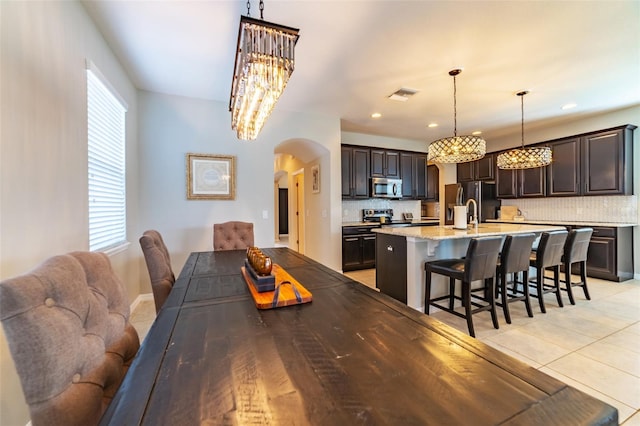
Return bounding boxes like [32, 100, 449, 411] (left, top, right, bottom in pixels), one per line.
[82, 1, 640, 147]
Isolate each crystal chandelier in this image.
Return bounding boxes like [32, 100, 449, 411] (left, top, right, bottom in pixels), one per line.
[428, 69, 486, 163]
[229, 1, 299, 140]
[497, 91, 552, 169]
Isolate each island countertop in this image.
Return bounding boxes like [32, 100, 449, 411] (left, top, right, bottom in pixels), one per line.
[373, 222, 566, 240]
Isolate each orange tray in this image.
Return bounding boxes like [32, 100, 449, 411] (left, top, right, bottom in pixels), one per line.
[241, 263, 313, 309]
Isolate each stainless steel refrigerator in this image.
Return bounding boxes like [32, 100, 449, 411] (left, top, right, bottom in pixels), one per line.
[444, 182, 500, 225]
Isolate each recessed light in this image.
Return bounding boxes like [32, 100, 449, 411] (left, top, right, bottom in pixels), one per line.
[562, 103, 577, 110]
[472, 131, 482, 135]
[371, 112, 382, 119]
[428, 123, 438, 128]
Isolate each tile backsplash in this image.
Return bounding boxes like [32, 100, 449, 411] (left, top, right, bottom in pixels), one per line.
[501, 196, 638, 224]
[342, 199, 421, 222]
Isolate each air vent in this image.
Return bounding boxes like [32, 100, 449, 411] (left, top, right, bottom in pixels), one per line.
[388, 88, 418, 102]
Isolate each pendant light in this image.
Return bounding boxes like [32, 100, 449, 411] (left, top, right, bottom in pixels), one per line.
[229, 0, 300, 141]
[497, 91, 552, 169]
[428, 69, 486, 163]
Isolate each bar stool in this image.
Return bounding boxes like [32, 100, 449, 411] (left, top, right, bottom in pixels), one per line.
[495, 233, 537, 324]
[562, 228, 593, 305]
[528, 230, 568, 313]
[425, 236, 503, 338]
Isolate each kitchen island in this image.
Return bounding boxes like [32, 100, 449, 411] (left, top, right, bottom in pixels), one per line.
[374, 223, 566, 311]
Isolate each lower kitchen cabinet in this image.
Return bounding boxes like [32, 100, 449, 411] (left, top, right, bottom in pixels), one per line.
[580, 226, 634, 282]
[375, 233, 407, 303]
[342, 226, 378, 271]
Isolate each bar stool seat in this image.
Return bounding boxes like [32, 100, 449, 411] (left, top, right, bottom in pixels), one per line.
[529, 230, 568, 313]
[562, 228, 593, 305]
[425, 236, 503, 338]
[495, 233, 537, 324]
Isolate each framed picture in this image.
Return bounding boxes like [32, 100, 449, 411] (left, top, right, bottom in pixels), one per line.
[311, 164, 320, 193]
[186, 153, 236, 200]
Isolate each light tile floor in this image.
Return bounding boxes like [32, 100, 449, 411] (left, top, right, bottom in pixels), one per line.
[344, 268, 640, 425]
[131, 269, 640, 424]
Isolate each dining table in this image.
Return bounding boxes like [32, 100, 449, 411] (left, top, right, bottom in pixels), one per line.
[100, 247, 617, 425]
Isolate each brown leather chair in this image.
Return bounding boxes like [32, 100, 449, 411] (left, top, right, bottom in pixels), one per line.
[0, 251, 140, 426]
[213, 221, 254, 251]
[139, 230, 175, 313]
[425, 236, 503, 337]
[529, 230, 568, 313]
[562, 228, 593, 305]
[495, 233, 537, 324]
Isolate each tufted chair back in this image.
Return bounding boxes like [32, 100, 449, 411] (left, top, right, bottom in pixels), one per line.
[139, 230, 175, 313]
[0, 251, 140, 426]
[213, 221, 255, 251]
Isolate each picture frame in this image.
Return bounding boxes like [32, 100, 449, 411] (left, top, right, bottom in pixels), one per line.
[186, 153, 236, 200]
[311, 164, 320, 193]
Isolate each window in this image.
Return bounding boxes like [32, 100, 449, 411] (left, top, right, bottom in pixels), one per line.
[87, 62, 128, 252]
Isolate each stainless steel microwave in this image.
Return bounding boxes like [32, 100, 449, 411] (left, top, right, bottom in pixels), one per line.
[371, 178, 402, 198]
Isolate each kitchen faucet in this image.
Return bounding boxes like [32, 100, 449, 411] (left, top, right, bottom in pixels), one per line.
[466, 198, 478, 230]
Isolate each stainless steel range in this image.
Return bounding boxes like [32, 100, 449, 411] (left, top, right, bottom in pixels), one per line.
[362, 208, 393, 223]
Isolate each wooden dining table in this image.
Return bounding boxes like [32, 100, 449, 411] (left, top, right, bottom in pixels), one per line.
[100, 248, 617, 425]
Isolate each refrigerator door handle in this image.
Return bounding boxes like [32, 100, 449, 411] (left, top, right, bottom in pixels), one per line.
[456, 186, 463, 206]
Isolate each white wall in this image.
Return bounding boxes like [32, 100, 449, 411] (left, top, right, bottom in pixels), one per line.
[0, 1, 140, 424]
[137, 91, 343, 280]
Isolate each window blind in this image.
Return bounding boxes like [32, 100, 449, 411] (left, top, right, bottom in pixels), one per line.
[87, 68, 127, 252]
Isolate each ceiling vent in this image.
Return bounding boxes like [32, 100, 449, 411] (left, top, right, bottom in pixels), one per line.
[388, 88, 418, 102]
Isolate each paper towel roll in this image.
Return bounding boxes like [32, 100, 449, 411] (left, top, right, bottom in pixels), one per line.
[453, 206, 468, 229]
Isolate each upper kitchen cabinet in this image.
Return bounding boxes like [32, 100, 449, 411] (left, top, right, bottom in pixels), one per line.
[456, 153, 495, 182]
[371, 149, 400, 178]
[496, 160, 546, 198]
[426, 164, 439, 201]
[341, 145, 370, 199]
[546, 125, 635, 197]
[546, 137, 581, 197]
[582, 126, 635, 196]
[401, 152, 428, 199]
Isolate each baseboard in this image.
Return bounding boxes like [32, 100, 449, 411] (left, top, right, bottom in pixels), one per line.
[130, 293, 154, 313]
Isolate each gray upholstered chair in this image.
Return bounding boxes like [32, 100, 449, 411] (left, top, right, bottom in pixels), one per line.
[139, 230, 175, 313]
[213, 221, 254, 251]
[0, 251, 140, 426]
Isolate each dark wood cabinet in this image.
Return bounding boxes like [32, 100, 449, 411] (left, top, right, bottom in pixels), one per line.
[496, 168, 517, 198]
[341, 146, 370, 199]
[342, 225, 378, 271]
[498, 124, 635, 199]
[518, 167, 546, 197]
[496, 165, 546, 198]
[401, 153, 428, 199]
[371, 149, 400, 178]
[426, 164, 439, 201]
[547, 137, 581, 197]
[457, 154, 495, 182]
[375, 233, 407, 303]
[582, 226, 634, 282]
[582, 127, 633, 195]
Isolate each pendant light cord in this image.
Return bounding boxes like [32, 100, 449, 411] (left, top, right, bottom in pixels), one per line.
[519, 91, 527, 149]
[247, 0, 265, 19]
[453, 74, 457, 137]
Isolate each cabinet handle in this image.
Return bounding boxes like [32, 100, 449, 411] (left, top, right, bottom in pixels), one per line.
[364, 236, 376, 241]
[387, 245, 394, 252]
[345, 238, 358, 242]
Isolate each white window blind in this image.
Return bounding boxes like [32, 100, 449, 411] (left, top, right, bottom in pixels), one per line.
[87, 66, 127, 252]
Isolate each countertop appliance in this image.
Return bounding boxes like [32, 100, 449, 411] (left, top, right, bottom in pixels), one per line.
[371, 177, 402, 199]
[444, 182, 500, 225]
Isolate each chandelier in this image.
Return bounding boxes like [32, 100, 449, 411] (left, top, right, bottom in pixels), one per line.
[428, 69, 486, 163]
[497, 91, 552, 169]
[229, 1, 299, 140]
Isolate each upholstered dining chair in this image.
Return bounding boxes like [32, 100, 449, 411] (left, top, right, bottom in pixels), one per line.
[139, 229, 175, 313]
[0, 251, 140, 426]
[213, 221, 255, 251]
